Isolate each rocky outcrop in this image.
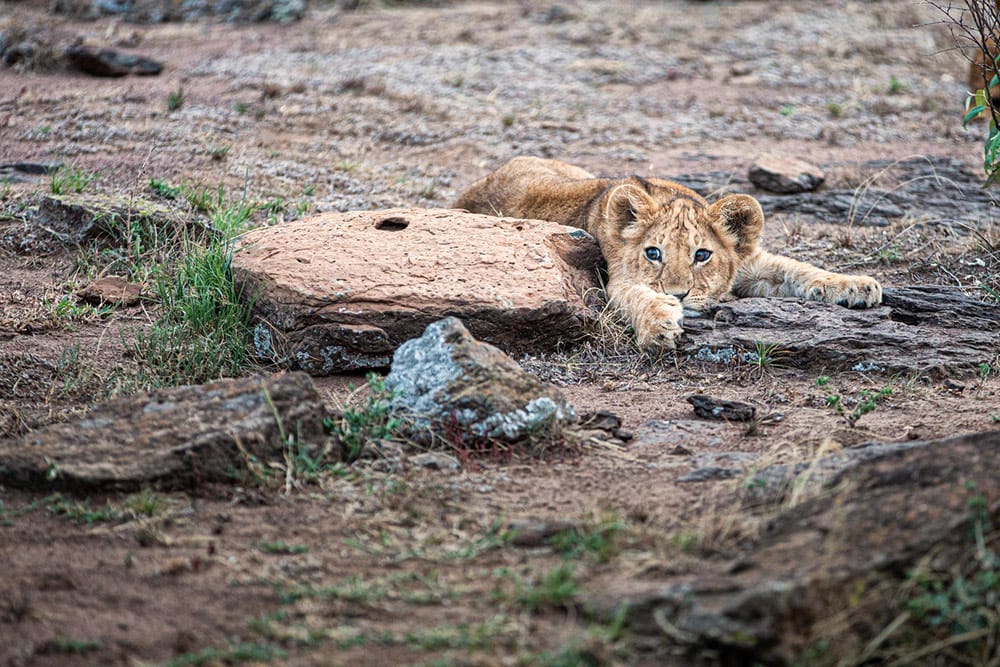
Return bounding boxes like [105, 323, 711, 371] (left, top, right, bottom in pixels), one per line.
[684, 286, 1000, 375]
[35, 194, 190, 245]
[385, 317, 576, 446]
[233, 208, 602, 375]
[49, 0, 307, 23]
[0, 372, 327, 491]
[678, 156, 999, 228]
[585, 429, 1000, 664]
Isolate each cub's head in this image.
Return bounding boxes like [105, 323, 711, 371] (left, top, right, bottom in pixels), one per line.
[598, 178, 764, 314]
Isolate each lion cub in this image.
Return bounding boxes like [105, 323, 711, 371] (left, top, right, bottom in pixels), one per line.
[454, 157, 882, 350]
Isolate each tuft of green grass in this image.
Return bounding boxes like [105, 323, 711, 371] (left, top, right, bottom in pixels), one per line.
[323, 373, 401, 462]
[40, 637, 103, 655]
[128, 189, 257, 389]
[747, 340, 784, 370]
[819, 377, 892, 428]
[979, 362, 992, 383]
[167, 87, 185, 112]
[547, 517, 622, 563]
[779, 104, 795, 116]
[46, 494, 120, 526]
[826, 101, 844, 117]
[149, 177, 183, 200]
[50, 165, 97, 195]
[333, 160, 358, 172]
[164, 642, 285, 667]
[258, 540, 309, 555]
[209, 144, 231, 161]
[44, 295, 114, 330]
[122, 488, 168, 518]
[516, 563, 578, 611]
[888, 75, 906, 94]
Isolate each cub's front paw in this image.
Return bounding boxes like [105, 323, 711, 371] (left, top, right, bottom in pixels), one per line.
[805, 274, 882, 308]
[634, 296, 685, 350]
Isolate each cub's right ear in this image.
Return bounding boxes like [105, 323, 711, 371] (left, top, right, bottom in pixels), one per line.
[604, 183, 653, 226]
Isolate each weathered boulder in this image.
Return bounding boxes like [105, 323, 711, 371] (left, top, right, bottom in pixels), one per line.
[232, 208, 602, 375]
[35, 194, 188, 245]
[385, 317, 576, 445]
[0, 372, 327, 491]
[65, 46, 163, 77]
[585, 429, 1000, 664]
[684, 286, 1000, 375]
[748, 154, 825, 194]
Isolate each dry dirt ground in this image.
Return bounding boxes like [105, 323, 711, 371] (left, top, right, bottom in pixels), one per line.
[1, 1, 1000, 665]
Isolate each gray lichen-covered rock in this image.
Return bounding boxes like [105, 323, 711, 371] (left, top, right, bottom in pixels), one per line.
[385, 317, 575, 444]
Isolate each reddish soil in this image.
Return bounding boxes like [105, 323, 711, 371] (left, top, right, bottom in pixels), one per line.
[1, 1, 999, 665]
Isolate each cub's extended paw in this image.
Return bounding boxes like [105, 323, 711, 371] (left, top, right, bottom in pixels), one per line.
[805, 274, 882, 308]
[634, 295, 685, 350]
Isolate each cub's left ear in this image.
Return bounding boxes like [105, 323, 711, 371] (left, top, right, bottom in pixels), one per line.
[710, 194, 764, 258]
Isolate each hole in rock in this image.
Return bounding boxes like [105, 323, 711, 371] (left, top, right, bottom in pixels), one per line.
[375, 217, 409, 231]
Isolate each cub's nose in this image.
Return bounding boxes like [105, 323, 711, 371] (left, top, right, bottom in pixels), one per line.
[671, 290, 690, 301]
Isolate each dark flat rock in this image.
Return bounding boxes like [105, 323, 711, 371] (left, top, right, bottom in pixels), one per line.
[687, 394, 756, 422]
[683, 285, 1000, 376]
[66, 47, 163, 77]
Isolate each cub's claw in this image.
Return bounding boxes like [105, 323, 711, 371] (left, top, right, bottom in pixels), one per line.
[806, 275, 882, 308]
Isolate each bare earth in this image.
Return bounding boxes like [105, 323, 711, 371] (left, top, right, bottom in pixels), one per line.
[1, 1, 999, 665]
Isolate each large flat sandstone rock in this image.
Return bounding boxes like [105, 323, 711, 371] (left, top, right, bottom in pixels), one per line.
[232, 208, 602, 375]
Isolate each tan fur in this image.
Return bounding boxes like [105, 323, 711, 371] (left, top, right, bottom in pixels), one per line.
[454, 157, 882, 350]
[967, 0, 1000, 107]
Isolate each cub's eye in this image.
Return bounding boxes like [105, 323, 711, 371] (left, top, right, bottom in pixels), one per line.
[693, 248, 713, 263]
[644, 247, 662, 262]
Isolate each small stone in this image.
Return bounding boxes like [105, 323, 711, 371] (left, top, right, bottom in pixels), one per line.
[668, 444, 693, 456]
[409, 451, 460, 471]
[506, 519, 575, 547]
[678, 466, 741, 483]
[578, 410, 622, 432]
[943, 379, 965, 392]
[76, 276, 143, 306]
[748, 154, 825, 194]
[687, 395, 756, 422]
